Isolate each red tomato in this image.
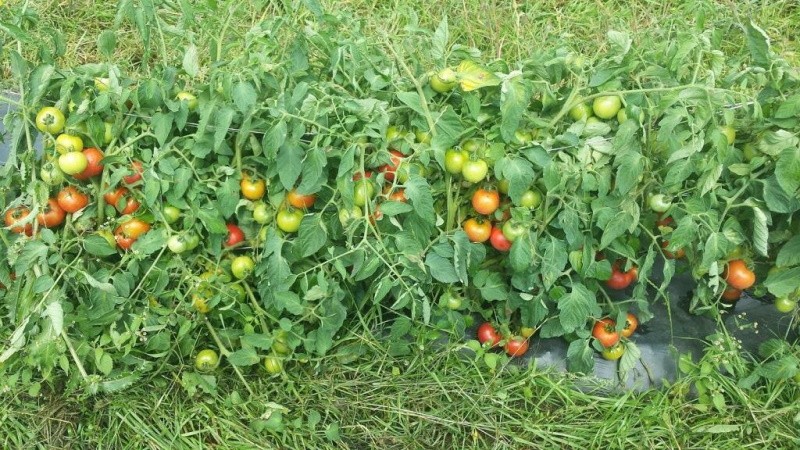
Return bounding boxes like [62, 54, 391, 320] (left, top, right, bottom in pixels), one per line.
[472, 188, 500, 215]
[73, 147, 104, 180]
[104, 187, 139, 215]
[661, 240, 685, 259]
[225, 223, 245, 247]
[592, 318, 620, 348]
[724, 259, 755, 290]
[477, 322, 501, 347]
[379, 150, 404, 182]
[36, 198, 66, 228]
[489, 226, 512, 252]
[123, 160, 143, 184]
[504, 337, 529, 357]
[56, 186, 90, 213]
[721, 287, 742, 303]
[114, 218, 151, 250]
[4, 207, 33, 235]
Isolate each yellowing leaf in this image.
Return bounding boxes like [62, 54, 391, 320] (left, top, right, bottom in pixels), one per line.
[456, 60, 501, 92]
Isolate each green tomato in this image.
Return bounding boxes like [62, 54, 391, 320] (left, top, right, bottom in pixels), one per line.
[414, 129, 432, 144]
[162, 205, 181, 224]
[272, 331, 292, 355]
[519, 189, 543, 208]
[40, 161, 64, 185]
[167, 234, 191, 254]
[253, 202, 273, 225]
[276, 208, 303, 233]
[396, 162, 427, 184]
[444, 149, 468, 175]
[353, 179, 375, 207]
[460, 138, 485, 154]
[719, 125, 736, 145]
[176, 91, 198, 111]
[264, 356, 283, 375]
[648, 194, 672, 213]
[775, 297, 797, 314]
[35, 107, 66, 134]
[386, 126, 406, 143]
[440, 290, 463, 310]
[497, 179, 510, 194]
[461, 159, 489, 183]
[568, 103, 592, 121]
[592, 95, 622, 120]
[742, 142, 760, 161]
[430, 68, 457, 93]
[501, 221, 527, 243]
[231, 255, 255, 280]
[338, 206, 363, 227]
[195, 349, 220, 372]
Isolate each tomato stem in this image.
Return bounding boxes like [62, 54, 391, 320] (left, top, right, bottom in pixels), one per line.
[204, 318, 255, 396]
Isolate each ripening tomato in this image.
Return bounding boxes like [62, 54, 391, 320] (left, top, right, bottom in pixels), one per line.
[57, 186, 90, 213]
[621, 313, 638, 338]
[724, 259, 755, 290]
[225, 223, 245, 247]
[114, 218, 151, 250]
[601, 343, 625, 361]
[504, 337, 529, 357]
[240, 175, 266, 200]
[477, 322, 501, 347]
[123, 160, 143, 184]
[286, 188, 316, 209]
[655, 214, 673, 228]
[35, 106, 66, 134]
[58, 151, 89, 175]
[379, 150, 404, 182]
[55, 133, 84, 154]
[386, 188, 407, 203]
[592, 318, 620, 348]
[489, 226, 512, 252]
[463, 218, 491, 243]
[36, 198, 66, 228]
[661, 240, 685, 259]
[73, 147, 104, 180]
[4, 207, 33, 235]
[472, 188, 500, 215]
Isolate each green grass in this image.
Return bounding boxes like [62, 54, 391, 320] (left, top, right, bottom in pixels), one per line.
[2, 0, 800, 448]
[3, 335, 799, 449]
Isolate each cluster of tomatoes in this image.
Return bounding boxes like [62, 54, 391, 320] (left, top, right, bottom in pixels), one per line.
[591, 313, 638, 361]
[4, 106, 151, 250]
[476, 322, 534, 358]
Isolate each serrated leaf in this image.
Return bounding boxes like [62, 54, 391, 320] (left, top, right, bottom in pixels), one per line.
[232, 81, 257, 112]
[775, 147, 800, 194]
[297, 214, 327, 257]
[404, 175, 435, 224]
[777, 236, 800, 267]
[745, 21, 771, 68]
[618, 340, 641, 376]
[182, 43, 199, 77]
[474, 270, 507, 301]
[752, 207, 769, 257]
[227, 348, 260, 366]
[151, 112, 173, 146]
[539, 236, 567, 290]
[83, 234, 118, 257]
[500, 73, 531, 143]
[44, 302, 64, 335]
[566, 339, 594, 373]
[425, 253, 459, 283]
[431, 17, 448, 60]
[277, 144, 303, 190]
[558, 284, 599, 333]
[495, 156, 536, 204]
[396, 92, 426, 118]
[456, 60, 501, 91]
[607, 30, 632, 61]
[97, 30, 117, 59]
[764, 267, 800, 297]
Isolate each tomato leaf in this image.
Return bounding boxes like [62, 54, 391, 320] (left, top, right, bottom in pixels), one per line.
[752, 206, 769, 257]
[431, 17, 448, 60]
[226, 348, 260, 367]
[307, 296, 347, 355]
[397, 92, 426, 118]
[499, 73, 531, 143]
[83, 234, 118, 257]
[13, 240, 48, 275]
[618, 340, 641, 378]
[151, 112, 173, 146]
[566, 339, 594, 374]
[557, 283, 600, 333]
[97, 30, 117, 60]
[404, 175, 435, 224]
[764, 267, 800, 297]
[297, 214, 328, 258]
[776, 235, 800, 267]
[473, 270, 507, 301]
[425, 253, 459, 284]
[495, 156, 535, 204]
[775, 147, 800, 194]
[539, 236, 567, 290]
[198, 205, 228, 234]
[232, 81, 257, 113]
[762, 176, 800, 213]
[745, 21, 771, 68]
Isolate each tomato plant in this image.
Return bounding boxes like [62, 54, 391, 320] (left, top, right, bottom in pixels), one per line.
[286, 188, 316, 209]
[378, 150, 404, 181]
